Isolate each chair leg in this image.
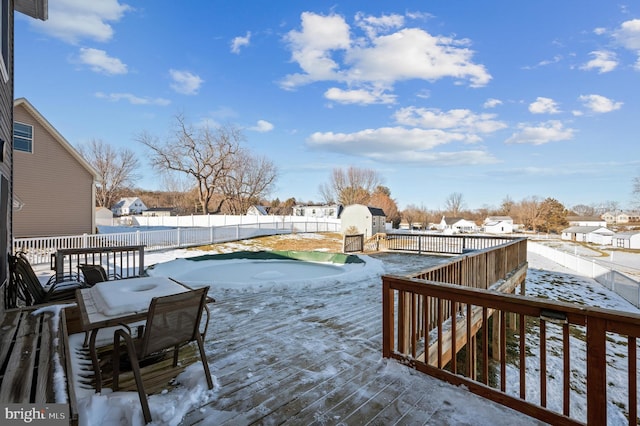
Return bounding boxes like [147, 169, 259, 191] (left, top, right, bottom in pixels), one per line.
[114, 330, 152, 423]
[112, 332, 122, 391]
[195, 334, 214, 389]
[172, 345, 179, 367]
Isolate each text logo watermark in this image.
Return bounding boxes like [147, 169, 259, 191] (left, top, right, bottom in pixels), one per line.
[2, 404, 68, 425]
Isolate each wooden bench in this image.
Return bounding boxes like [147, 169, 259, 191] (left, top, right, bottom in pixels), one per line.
[0, 305, 79, 425]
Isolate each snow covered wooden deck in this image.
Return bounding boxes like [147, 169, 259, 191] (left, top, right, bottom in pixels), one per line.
[176, 252, 543, 425]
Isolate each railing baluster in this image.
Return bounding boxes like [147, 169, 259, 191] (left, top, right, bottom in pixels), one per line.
[540, 318, 547, 408]
[500, 310, 506, 392]
[411, 293, 417, 359]
[437, 298, 443, 369]
[563, 322, 570, 417]
[628, 336, 637, 426]
[482, 306, 488, 385]
[451, 300, 457, 374]
[466, 303, 472, 380]
[519, 313, 526, 400]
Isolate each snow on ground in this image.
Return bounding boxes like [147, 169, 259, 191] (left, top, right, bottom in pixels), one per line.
[62, 236, 640, 425]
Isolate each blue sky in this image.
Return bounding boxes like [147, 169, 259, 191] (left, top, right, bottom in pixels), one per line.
[13, 1, 640, 211]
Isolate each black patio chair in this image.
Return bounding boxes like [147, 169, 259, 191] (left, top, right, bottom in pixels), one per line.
[8, 252, 88, 306]
[78, 263, 122, 286]
[112, 286, 214, 423]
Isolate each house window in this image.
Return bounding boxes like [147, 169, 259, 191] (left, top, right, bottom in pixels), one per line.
[14, 122, 33, 153]
[0, 0, 8, 83]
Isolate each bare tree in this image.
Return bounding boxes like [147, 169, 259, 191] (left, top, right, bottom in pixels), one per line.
[78, 139, 140, 208]
[515, 196, 543, 232]
[401, 204, 431, 230]
[571, 204, 595, 216]
[220, 150, 278, 214]
[319, 166, 383, 206]
[444, 192, 465, 216]
[137, 115, 243, 214]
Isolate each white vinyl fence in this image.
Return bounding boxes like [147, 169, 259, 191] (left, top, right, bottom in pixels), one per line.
[14, 218, 341, 266]
[528, 241, 640, 308]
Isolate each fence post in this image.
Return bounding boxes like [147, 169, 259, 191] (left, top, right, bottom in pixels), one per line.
[136, 230, 141, 246]
[82, 233, 88, 248]
[177, 228, 181, 248]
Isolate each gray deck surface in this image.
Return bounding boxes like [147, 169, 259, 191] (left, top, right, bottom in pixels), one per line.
[179, 253, 545, 426]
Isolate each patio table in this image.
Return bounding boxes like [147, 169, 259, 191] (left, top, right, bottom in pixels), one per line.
[75, 276, 205, 392]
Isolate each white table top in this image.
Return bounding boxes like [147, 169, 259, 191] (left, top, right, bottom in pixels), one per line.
[78, 276, 188, 328]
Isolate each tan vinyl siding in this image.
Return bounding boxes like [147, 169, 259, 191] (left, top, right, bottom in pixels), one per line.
[13, 103, 95, 237]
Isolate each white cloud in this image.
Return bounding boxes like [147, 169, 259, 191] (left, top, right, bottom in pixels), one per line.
[280, 12, 491, 98]
[29, 0, 131, 44]
[169, 69, 204, 95]
[95, 92, 170, 106]
[505, 120, 575, 145]
[249, 120, 274, 132]
[613, 19, 640, 50]
[78, 48, 127, 75]
[612, 19, 640, 70]
[231, 31, 251, 54]
[483, 98, 502, 108]
[354, 12, 404, 39]
[309, 126, 464, 153]
[307, 126, 497, 165]
[280, 12, 351, 89]
[324, 87, 396, 105]
[580, 50, 618, 73]
[578, 94, 623, 113]
[529, 97, 560, 114]
[393, 107, 506, 134]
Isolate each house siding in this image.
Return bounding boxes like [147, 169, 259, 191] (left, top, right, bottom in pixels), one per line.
[13, 102, 95, 237]
[0, 0, 14, 310]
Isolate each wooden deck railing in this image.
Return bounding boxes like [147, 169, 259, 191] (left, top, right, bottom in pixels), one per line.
[381, 233, 519, 254]
[50, 245, 145, 283]
[382, 238, 639, 425]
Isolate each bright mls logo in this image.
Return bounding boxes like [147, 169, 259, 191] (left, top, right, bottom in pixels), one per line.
[2, 404, 67, 425]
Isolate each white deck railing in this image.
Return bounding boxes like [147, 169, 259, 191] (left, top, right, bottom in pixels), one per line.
[14, 219, 341, 266]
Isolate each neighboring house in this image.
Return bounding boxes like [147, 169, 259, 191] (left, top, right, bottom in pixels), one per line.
[439, 217, 477, 234]
[483, 216, 513, 234]
[340, 204, 386, 238]
[612, 231, 640, 249]
[292, 204, 342, 219]
[561, 226, 614, 245]
[399, 221, 425, 230]
[1, 1, 48, 311]
[111, 197, 148, 216]
[602, 211, 639, 224]
[13, 98, 98, 238]
[95, 207, 114, 227]
[567, 216, 607, 227]
[247, 205, 270, 216]
[141, 207, 174, 217]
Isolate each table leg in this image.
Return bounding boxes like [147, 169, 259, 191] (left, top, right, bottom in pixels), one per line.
[89, 328, 103, 393]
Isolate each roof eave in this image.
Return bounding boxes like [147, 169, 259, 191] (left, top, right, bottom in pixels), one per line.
[15, 0, 48, 21]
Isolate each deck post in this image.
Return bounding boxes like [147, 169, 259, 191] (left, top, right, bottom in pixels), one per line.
[586, 316, 607, 425]
[382, 279, 394, 358]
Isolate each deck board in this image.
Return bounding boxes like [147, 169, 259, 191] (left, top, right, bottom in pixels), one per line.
[67, 253, 545, 425]
[175, 254, 546, 426]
